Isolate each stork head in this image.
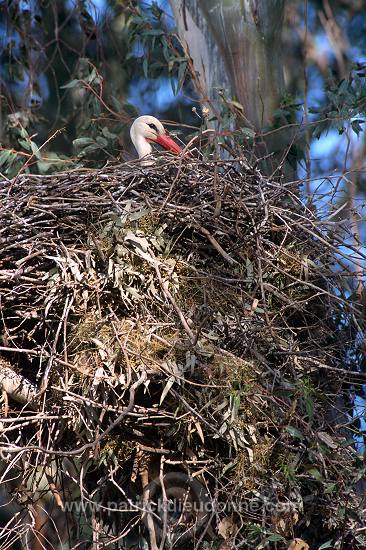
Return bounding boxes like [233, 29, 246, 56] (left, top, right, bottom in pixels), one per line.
[130, 115, 182, 164]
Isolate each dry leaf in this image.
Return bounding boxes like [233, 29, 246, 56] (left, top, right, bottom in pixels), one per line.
[160, 376, 175, 405]
[194, 420, 205, 444]
[217, 516, 238, 540]
[287, 539, 310, 550]
[317, 431, 338, 449]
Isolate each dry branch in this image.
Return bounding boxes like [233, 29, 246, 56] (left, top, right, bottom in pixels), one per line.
[0, 156, 365, 548]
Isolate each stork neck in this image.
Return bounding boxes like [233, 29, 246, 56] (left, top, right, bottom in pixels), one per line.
[135, 135, 153, 160]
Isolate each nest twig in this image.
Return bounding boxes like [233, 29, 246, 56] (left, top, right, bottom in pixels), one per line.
[0, 156, 365, 549]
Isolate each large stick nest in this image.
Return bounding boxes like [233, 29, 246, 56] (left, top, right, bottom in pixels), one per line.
[0, 157, 365, 549]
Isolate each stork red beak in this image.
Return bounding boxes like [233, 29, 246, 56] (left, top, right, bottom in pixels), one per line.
[153, 133, 182, 155]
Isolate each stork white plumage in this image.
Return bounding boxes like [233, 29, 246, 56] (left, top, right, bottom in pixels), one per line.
[130, 115, 182, 165]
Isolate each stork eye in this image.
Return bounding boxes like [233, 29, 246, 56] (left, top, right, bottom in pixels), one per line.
[147, 123, 157, 130]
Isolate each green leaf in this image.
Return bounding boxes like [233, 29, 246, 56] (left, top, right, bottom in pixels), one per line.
[265, 533, 286, 542]
[170, 76, 176, 95]
[60, 79, 80, 89]
[18, 139, 31, 151]
[78, 144, 100, 156]
[351, 120, 365, 135]
[273, 108, 289, 118]
[228, 100, 244, 111]
[161, 37, 170, 63]
[324, 483, 337, 494]
[36, 153, 64, 174]
[145, 29, 164, 36]
[102, 127, 118, 140]
[241, 127, 256, 138]
[30, 141, 42, 159]
[73, 137, 95, 149]
[286, 426, 304, 440]
[176, 61, 187, 94]
[37, 160, 53, 174]
[111, 96, 123, 112]
[91, 96, 101, 116]
[304, 394, 314, 422]
[337, 506, 346, 519]
[308, 467, 323, 481]
[96, 136, 108, 147]
[318, 540, 333, 549]
[230, 394, 241, 422]
[339, 79, 349, 94]
[0, 149, 14, 167]
[143, 57, 148, 78]
[19, 127, 29, 139]
[86, 68, 97, 83]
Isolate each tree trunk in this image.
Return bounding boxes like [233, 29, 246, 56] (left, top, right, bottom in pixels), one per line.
[170, 0, 296, 178]
[169, 0, 285, 130]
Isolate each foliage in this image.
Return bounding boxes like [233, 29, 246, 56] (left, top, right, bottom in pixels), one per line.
[310, 65, 366, 138]
[0, 0, 193, 172]
[1, 1, 366, 179]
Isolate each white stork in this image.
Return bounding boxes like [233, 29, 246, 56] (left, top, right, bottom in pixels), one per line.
[130, 115, 182, 165]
